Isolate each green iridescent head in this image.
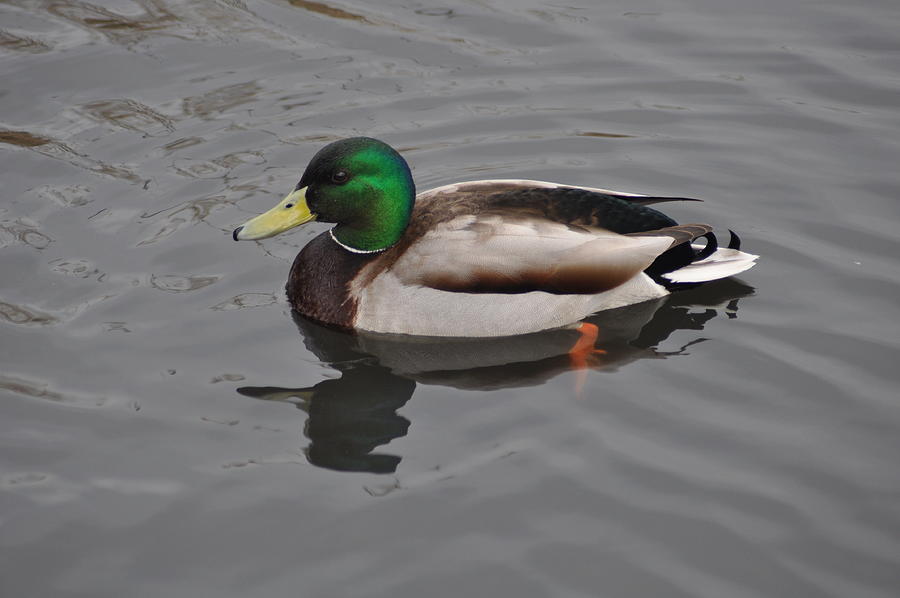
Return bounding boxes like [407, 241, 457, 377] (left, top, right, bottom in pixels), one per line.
[233, 137, 415, 253]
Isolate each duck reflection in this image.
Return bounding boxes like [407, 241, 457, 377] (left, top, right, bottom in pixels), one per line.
[237, 279, 753, 474]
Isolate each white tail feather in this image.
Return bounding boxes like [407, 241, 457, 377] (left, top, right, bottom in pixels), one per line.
[662, 247, 759, 283]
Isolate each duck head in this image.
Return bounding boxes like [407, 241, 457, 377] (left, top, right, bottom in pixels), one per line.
[233, 137, 415, 253]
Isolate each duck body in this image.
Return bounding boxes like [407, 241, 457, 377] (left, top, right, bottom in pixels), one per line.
[234, 138, 758, 338]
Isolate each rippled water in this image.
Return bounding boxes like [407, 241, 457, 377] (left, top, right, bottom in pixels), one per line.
[2, 1, 899, 596]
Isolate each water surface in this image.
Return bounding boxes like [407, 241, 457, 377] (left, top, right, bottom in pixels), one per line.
[2, 1, 899, 596]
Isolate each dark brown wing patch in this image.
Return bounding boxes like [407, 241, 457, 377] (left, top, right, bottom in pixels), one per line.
[420, 261, 640, 296]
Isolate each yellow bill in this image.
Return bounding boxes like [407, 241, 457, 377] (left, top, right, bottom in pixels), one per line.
[233, 187, 316, 241]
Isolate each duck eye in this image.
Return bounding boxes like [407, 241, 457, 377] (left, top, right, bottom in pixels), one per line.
[285, 203, 294, 209]
[331, 170, 349, 184]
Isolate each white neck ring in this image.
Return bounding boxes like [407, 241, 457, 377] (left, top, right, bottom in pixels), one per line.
[329, 229, 387, 254]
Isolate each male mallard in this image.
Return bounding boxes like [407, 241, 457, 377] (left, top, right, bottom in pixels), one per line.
[233, 137, 757, 337]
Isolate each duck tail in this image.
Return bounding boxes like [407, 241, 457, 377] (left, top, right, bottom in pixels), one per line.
[661, 230, 758, 284]
[631, 226, 757, 286]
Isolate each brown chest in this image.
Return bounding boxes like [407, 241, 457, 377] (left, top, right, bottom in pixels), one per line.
[286, 232, 377, 330]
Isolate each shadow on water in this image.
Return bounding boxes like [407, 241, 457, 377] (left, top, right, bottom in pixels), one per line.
[238, 278, 754, 474]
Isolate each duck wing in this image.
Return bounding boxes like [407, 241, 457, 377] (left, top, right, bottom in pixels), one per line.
[415, 179, 701, 233]
[391, 213, 709, 295]
[380, 180, 713, 295]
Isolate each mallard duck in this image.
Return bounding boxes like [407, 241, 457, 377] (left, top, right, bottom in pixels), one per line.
[233, 137, 757, 337]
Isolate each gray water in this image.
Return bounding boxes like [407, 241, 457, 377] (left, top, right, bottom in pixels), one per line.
[2, 1, 899, 596]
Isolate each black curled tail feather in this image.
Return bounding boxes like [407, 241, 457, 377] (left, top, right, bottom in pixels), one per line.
[627, 224, 719, 284]
[695, 231, 718, 260]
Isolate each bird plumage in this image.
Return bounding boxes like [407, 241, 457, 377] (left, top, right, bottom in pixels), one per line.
[233, 138, 758, 337]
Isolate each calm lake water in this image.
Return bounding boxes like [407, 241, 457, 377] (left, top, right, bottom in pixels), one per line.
[2, 1, 899, 596]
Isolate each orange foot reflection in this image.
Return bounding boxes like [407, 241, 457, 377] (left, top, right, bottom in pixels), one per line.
[568, 322, 607, 396]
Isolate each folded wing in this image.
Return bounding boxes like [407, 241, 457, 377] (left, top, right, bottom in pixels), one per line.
[394, 214, 675, 295]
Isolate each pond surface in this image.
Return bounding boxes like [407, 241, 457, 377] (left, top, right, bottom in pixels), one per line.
[2, 1, 899, 596]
